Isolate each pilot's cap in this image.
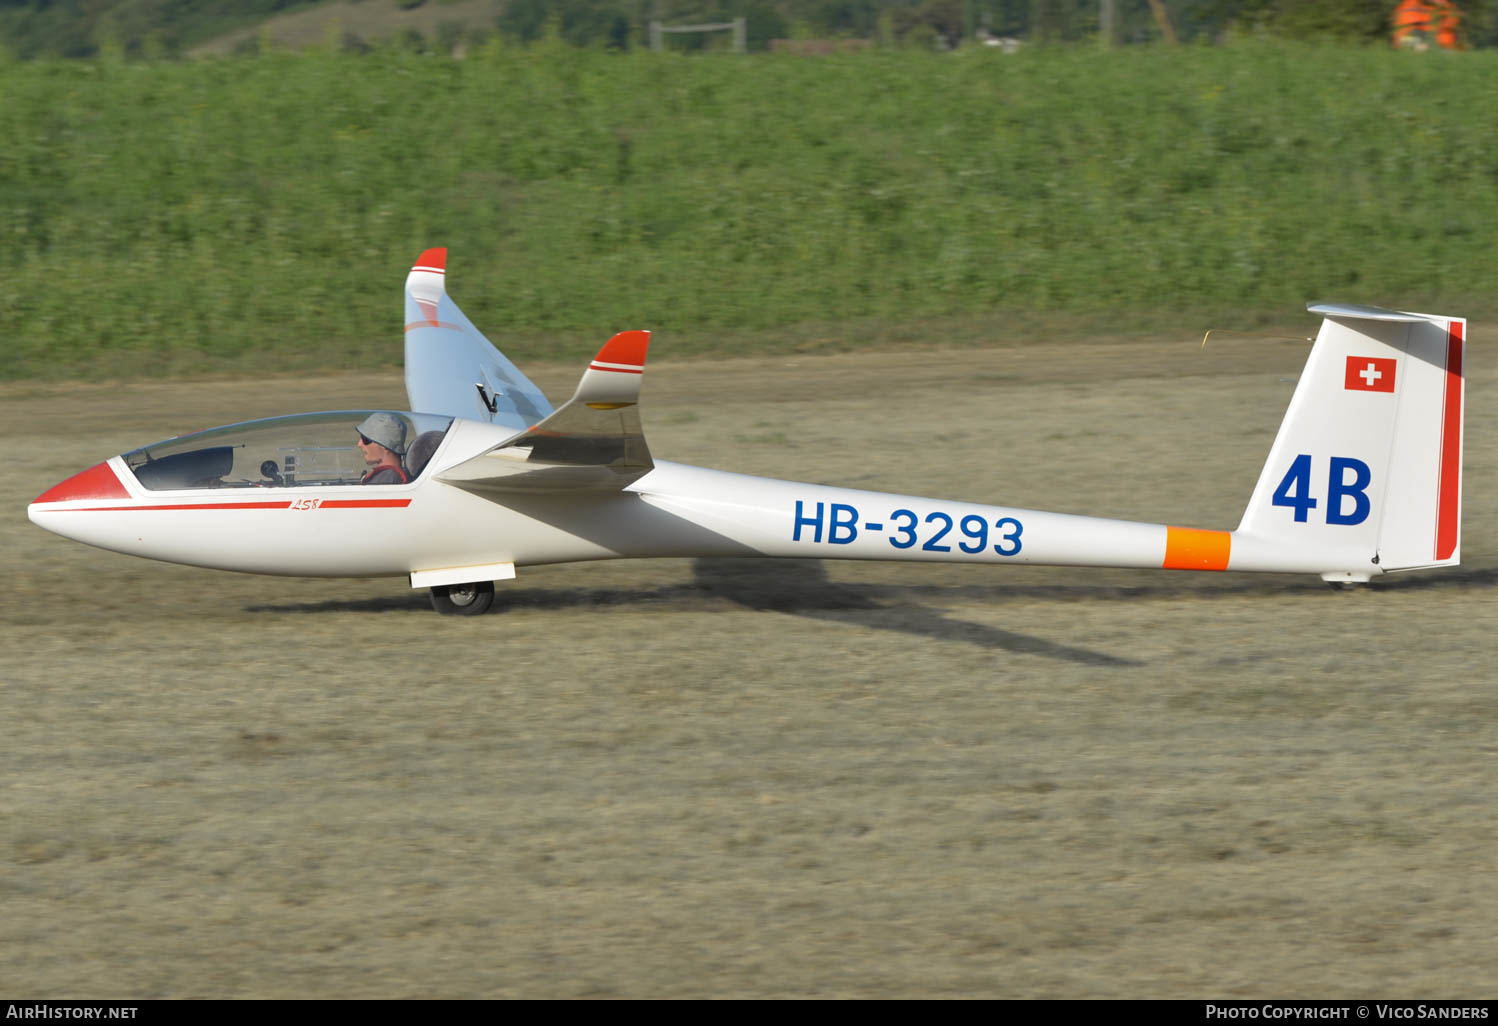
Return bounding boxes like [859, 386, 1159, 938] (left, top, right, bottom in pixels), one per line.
[357, 412, 407, 456]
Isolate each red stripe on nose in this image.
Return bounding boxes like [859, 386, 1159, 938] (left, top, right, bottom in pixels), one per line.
[33, 462, 131, 504]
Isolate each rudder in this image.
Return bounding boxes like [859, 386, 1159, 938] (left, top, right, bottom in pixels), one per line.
[1237, 303, 1465, 576]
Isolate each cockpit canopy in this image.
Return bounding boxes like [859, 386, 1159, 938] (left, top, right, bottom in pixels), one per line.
[121, 411, 454, 491]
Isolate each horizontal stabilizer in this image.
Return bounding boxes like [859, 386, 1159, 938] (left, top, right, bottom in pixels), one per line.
[437, 331, 653, 494]
[1306, 302, 1429, 324]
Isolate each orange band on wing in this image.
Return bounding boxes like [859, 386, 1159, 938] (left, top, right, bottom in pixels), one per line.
[1163, 526, 1231, 571]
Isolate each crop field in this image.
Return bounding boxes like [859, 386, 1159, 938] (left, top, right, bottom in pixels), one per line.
[6, 42, 1498, 378]
[4, 331, 1497, 997]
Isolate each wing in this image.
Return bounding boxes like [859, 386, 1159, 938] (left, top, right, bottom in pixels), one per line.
[437, 330, 653, 494]
[403, 248, 555, 430]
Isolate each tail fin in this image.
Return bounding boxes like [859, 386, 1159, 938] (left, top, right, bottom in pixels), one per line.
[1237, 303, 1465, 577]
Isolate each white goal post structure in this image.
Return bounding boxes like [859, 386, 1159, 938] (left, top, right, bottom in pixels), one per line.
[649, 16, 747, 53]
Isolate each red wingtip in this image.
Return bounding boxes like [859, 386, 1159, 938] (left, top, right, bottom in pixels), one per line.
[33, 462, 130, 505]
[594, 330, 650, 369]
[413, 247, 447, 273]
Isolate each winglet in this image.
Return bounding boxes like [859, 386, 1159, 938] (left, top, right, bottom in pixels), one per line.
[413, 247, 448, 274]
[402, 248, 555, 429]
[574, 330, 650, 408]
[435, 328, 654, 494]
[592, 329, 649, 369]
[406, 247, 448, 326]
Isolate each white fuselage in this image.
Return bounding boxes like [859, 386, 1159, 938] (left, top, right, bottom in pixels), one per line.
[28, 416, 1376, 583]
[26, 250, 1462, 595]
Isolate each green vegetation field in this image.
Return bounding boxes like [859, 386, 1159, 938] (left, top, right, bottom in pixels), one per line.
[4, 40, 1498, 379]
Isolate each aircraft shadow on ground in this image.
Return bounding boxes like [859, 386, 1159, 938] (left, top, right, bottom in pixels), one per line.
[244, 561, 1497, 668]
[248, 559, 1144, 667]
[243, 593, 433, 614]
[687, 558, 1141, 668]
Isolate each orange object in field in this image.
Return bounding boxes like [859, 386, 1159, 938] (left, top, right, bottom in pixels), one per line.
[1393, 0, 1463, 50]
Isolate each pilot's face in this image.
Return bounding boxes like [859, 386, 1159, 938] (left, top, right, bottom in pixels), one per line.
[357, 435, 391, 466]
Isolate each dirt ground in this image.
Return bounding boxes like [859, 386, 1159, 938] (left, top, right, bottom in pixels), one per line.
[3, 332, 1496, 998]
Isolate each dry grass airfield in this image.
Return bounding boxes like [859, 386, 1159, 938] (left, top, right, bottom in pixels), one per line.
[4, 333, 1497, 998]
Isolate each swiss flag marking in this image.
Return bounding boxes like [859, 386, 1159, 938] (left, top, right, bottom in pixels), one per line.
[1345, 356, 1396, 393]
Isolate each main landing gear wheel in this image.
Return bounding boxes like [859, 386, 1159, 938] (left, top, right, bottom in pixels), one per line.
[429, 581, 495, 616]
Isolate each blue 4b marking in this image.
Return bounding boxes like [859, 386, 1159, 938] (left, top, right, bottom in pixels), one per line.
[792, 501, 1023, 556]
[1272, 454, 1371, 526]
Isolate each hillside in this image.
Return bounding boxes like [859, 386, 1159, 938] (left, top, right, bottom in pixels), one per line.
[14, 1, 1498, 60]
[0, 0, 320, 58]
[186, 0, 502, 56]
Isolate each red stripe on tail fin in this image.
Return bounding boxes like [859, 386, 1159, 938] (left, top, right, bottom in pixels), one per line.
[1435, 321, 1464, 560]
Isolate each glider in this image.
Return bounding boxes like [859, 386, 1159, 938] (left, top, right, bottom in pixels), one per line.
[29, 249, 1467, 614]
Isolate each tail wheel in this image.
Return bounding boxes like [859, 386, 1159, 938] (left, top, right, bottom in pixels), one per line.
[430, 581, 495, 616]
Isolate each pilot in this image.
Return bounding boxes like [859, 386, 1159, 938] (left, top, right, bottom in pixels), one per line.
[356, 413, 410, 485]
